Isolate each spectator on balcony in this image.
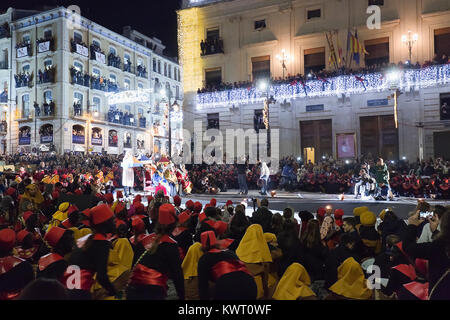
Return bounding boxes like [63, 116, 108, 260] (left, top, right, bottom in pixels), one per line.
[33, 102, 40, 117]
[73, 102, 82, 116]
[136, 65, 146, 77]
[200, 40, 206, 56]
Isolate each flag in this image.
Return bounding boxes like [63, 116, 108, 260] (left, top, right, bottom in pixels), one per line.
[350, 30, 368, 66]
[336, 32, 343, 65]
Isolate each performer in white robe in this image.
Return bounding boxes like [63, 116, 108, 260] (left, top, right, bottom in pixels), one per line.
[121, 151, 135, 197]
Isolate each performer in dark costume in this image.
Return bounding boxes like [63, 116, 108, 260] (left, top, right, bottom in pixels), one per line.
[197, 231, 257, 300]
[126, 203, 185, 300]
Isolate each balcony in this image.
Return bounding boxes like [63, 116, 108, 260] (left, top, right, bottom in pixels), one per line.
[16, 43, 32, 58]
[34, 102, 56, 118]
[90, 45, 106, 64]
[37, 66, 56, 85]
[136, 65, 147, 78]
[90, 75, 121, 93]
[14, 73, 33, 88]
[71, 39, 89, 57]
[37, 38, 54, 53]
[0, 61, 7, 70]
[200, 38, 224, 56]
[70, 67, 89, 87]
[107, 53, 122, 70]
[0, 121, 7, 135]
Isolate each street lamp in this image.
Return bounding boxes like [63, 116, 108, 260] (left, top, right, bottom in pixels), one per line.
[160, 88, 178, 158]
[276, 49, 290, 79]
[401, 31, 418, 62]
[258, 79, 276, 157]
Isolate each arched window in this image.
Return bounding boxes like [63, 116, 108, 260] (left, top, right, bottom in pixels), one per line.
[73, 61, 83, 73]
[43, 90, 52, 103]
[92, 127, 103, 145]
[44, 59, 53, 68]
[74, 92, 83, 105]
[124, 53, 131, 65]
[124, 78, 131, 90]
[72, 125, 85, 144]
[158, 60, 161, 73]
[22, 34, 31, 44]
[109, 74, 116, 83]
[22, 64, 30, 72]
[92, 39, 101, 48]
[92, 68, 101, 78]
[108, 130, 118, 147]
[92, 96, 101, 113]
[109, 47, 116, 55]
[74, 31, 83, 43]
[22, 94, 30, 118]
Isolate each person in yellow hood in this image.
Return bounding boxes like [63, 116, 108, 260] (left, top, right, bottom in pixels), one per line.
[236, 224, 273, 299]
[181, 242, 204, 300]
[272, 263, 317, 300]
[19, 184, 45, 216]
[327, 257, 373, 300]
[47, 203, 70, 232]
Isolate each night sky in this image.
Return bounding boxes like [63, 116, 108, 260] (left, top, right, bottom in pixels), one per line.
[0, 0, 181, 58]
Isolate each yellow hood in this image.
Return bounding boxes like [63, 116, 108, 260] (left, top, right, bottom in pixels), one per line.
[182, 242, 204, 279]
[273, 263, 316, 300]
[329, 257, 372, 300]
[236, 224, 272, 264]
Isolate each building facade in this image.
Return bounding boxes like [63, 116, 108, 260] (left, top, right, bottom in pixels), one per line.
[178, 0, 450, 162]
[0, 6, 183, 156]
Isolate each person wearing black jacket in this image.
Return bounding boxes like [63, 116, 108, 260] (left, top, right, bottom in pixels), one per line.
[299, 219, 328, 281]
[402, 210, 450, 300]
[251, 199, 272, 233]
[377, 210, 407, 249]
[67, 204, 117, 300]
[0, 229, 34, 300]
[172, 211, 193, 261]
[197, 231, 257, 300]
[126, 203, 184, 300]
[236, 156, 248, 195]
[193, 206, 220, 243]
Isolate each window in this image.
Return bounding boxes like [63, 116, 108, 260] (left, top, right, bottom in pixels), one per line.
[307, 9, 321, 20]
[138, 83, 144, 90]
[44, 29, 52, 40]
[205, 67, 222, 88]
[109, 74, 116, 83]
[251, 55, 270, 81]
[22, 64, 30, 72]
[206, 28, 220, 41]
[109, 47, 116, 55]
[176, 86, 180, 99]
[169, 65, 172, 78]
[74, 92, 83, 106]
[125, 105, 131, 112]
[135, 37, 144, 45]
[92, 68, 101, 77]
[74, 31, 82, 43]
[207, 113, 219, 129]
[254, 19, 266, 31]
[44, 90, 52, 103]
[364, 37, 389, 67]
[158, 60, 161, 73]
[44, 59, 53, 68]
[137, 58, 143, 67]
[73, 61, 83, 73]
[434, 27, 450, 59]
[164, 62, 167, 76]
[93, 39, 101, 48]
[22, 34, 31, 44]
[22, 94, 30, 117]
[124, 79, 131, 90]
[124, 53, 131, 66]
[92, 97, 101, 113]
[369, 0, 384, 5]
[138, 108, 144, 115]
[254, 110, 265, 132]
[304, 47, 325, 74]
[153, 58, 157, 72]
[174, 68, 178, 81]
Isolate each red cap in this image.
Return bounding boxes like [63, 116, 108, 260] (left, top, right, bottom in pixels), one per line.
[226, 200, 233, 206]
[104, 193, 114, 204]
[116, 191, 123, 199]
[52, 191, 60, 199]
[131, 216, 145, 233]
[44, 227, 66, 248]
[173, 195, 181, 207]
[201, 231, 217, 249]
[16, 230, 31, 244]
[185, 200, 194, 211]
[334, 209, 344, 219]
[90, 204, 114, 226]
[74, 189, 83, 195]
[68, 205, 79, 216]
[178, 211, 190, 225]
[317, 207, 326, 218]
[23, 211, 36, 223]
[214, 221, 228, 236]
[193, 202, 202, 213]
[158, 204, 176, 225]
[6, 187, 16, 196]
[133, 195, 142, 204]
[0, 229, 16, 251]
[210, 198, 217, 207]
[204, 204, 212, 209]
[135, 203, 145, 215]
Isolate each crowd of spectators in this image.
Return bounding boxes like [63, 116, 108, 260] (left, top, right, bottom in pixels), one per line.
[108, 52, 122, 69]
[197, 55, 450, 94]
[37, 66, 56, 84]
[14, 72, 33, 88]
[200, 38, 224, 56]
[107, 107, 136, 126]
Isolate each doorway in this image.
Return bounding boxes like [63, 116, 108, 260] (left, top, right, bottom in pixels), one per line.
[303, 147, 315, 164]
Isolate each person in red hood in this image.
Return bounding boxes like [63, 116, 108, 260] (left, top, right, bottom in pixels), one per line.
[173, 195, 182, 215]
[126, 203, 184, 300]
[0, 229, 34, 300]
[334, 209, 345, 229]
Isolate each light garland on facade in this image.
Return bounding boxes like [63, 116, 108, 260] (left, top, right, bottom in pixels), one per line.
[196, 64, 450, 108]
[105, 89, 154, 105]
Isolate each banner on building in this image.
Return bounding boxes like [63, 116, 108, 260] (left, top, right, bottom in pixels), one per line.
[72, 135, 85, 144]
[17, 46, 28, 58]
[95, 52, 106, 64]
[92, 137, 103, 146]
[76, 44, 89, 57]
[38, 41, 50, 53]
[19, 137, 31, 145]
[336, 133, 356, 159]
[41, 135, 53, 144]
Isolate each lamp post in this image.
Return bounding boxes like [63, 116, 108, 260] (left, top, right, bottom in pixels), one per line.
[276, 49, 290, 79]
[160, 88, 179, 158]
[401, 31, 418, 62]
[258, 79, 276, 158]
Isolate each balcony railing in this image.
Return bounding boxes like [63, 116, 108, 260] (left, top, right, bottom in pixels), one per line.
[34, 102, 56, 118]
[37, 38, 54, 53]
[136, 65, 147, 78]
[37, 66, 56, 85]
[71, 39, 89, 57]
[16, 43, 32, 58]
[200, 38, 224, 56]
[70, 67, 90, 87]
[90, 45, 106, 64]
[107, 53, 122, 69]
[14, 73, 33, 88]
[69, 108, 147, 129]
